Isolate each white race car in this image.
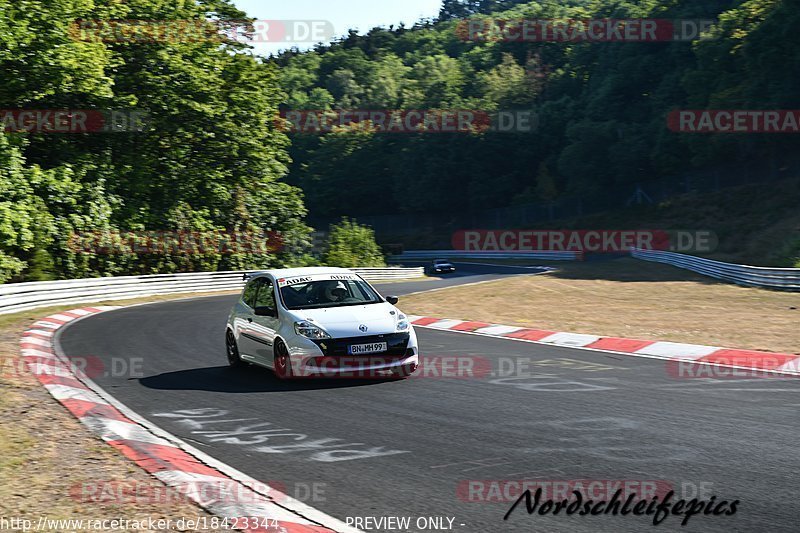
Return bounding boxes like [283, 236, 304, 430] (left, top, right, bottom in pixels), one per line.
[226, 267, 419, 379]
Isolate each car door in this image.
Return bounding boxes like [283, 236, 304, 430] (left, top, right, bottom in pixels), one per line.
[235, 278, 260, 362]
[248, 277, 281, 366]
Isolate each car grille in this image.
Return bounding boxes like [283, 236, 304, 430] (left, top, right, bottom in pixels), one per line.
[311, 333, 410, 357]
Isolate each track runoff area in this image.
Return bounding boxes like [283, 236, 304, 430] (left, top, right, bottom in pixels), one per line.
[54, 263, 799, 532]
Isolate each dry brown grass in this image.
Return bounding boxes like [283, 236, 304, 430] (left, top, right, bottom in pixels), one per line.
[0, 291, 240, 531]
[400, 258, 800, 354]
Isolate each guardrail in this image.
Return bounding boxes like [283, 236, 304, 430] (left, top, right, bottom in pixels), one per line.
[631, 248, 800, 291]
[351, 267, 425, 279]
[0, 267, 425, 315]
[391, 250, 583, 261]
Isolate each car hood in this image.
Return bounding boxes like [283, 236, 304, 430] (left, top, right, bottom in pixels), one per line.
[290, 302, 401, 338]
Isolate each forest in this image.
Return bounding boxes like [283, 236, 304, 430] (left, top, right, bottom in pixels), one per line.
[277, 0, 798, 222]
[1, 0, 797, 281]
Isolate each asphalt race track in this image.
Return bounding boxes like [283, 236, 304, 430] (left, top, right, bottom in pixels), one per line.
[59, 264, 800, 533]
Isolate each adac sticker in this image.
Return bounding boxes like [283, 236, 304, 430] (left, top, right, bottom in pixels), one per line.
[277, 273, 357, 287]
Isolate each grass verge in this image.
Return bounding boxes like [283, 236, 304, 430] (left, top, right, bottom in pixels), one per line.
[399, 258, 800, 354]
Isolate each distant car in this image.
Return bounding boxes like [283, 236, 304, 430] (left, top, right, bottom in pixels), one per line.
[226, 267, 419, 379]
[428, 259, 456, 274]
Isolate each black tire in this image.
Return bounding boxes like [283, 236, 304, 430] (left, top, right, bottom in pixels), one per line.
[273, 339, 294, 380]
[226, 330, 244, 368]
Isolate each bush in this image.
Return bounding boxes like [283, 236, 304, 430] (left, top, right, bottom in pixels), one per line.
[322, 218, 386, 268]
[777, 236, 800, 267]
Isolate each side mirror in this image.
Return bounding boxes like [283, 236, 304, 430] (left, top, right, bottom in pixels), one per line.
[386, 296, 399, 305]
[254, 306, 277, 318]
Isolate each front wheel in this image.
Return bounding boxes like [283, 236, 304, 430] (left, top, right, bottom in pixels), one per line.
[390, 362, 418, 379]
[226, 330, 243, 368]
[273, 339, 294, 380]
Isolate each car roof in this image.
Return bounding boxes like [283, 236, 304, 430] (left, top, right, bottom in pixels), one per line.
[251, 267, 356, 279]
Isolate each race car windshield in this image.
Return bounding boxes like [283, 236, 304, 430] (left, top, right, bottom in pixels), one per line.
[279, 279, 383, 310]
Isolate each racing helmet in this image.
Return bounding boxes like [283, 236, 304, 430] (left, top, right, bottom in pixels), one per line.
[323, 281, 347, 301]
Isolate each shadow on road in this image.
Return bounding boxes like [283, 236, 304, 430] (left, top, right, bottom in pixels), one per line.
[139, 364, 397, 392]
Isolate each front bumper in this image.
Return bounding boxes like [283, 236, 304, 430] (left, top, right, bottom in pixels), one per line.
[287, 331, 419, 377]
[303, 352, 419, 377]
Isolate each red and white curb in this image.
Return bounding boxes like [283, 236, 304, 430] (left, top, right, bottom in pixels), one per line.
[408, 316, 800, 376]
[20, 307, 361, 533]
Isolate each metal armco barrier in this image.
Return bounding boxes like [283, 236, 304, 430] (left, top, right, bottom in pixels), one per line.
[0, 267, 425, 315]
[631, 248, 800, 291]
[350, 267, 425, 279]
[392, 250, 584, 261]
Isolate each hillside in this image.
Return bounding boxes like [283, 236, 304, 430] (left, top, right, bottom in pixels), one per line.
[275, 0, 800, 227]
[538, 178, 800, 266]
[373, 177, 800, 267]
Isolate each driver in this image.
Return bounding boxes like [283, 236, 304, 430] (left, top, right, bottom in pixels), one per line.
[322, 281, 348, 303]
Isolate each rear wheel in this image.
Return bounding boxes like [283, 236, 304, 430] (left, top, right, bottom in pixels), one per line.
[226, 330, 243, 368]
[273, 339, 294, 379]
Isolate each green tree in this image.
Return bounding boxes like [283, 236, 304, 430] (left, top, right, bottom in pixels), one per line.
[326, 69, 366, 107]
[477, 53, 539, 109]
[0, 136, 42, 282]
[365, 54, 412, 108]
[407, 55, 465, 107]
[322, 218, 386, 268]
[0, 0, 310, 282]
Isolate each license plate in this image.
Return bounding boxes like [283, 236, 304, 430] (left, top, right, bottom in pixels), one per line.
[348, 342, 388, 355]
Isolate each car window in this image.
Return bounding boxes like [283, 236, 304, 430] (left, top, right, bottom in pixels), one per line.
[279, 279, 382, 310]
[242, 279, 259, 308]
[254, 278, 276, 309]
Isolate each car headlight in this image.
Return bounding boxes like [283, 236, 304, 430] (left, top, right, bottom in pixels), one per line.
[294, 321, 331, 339]
[396, 314, 409, 332]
